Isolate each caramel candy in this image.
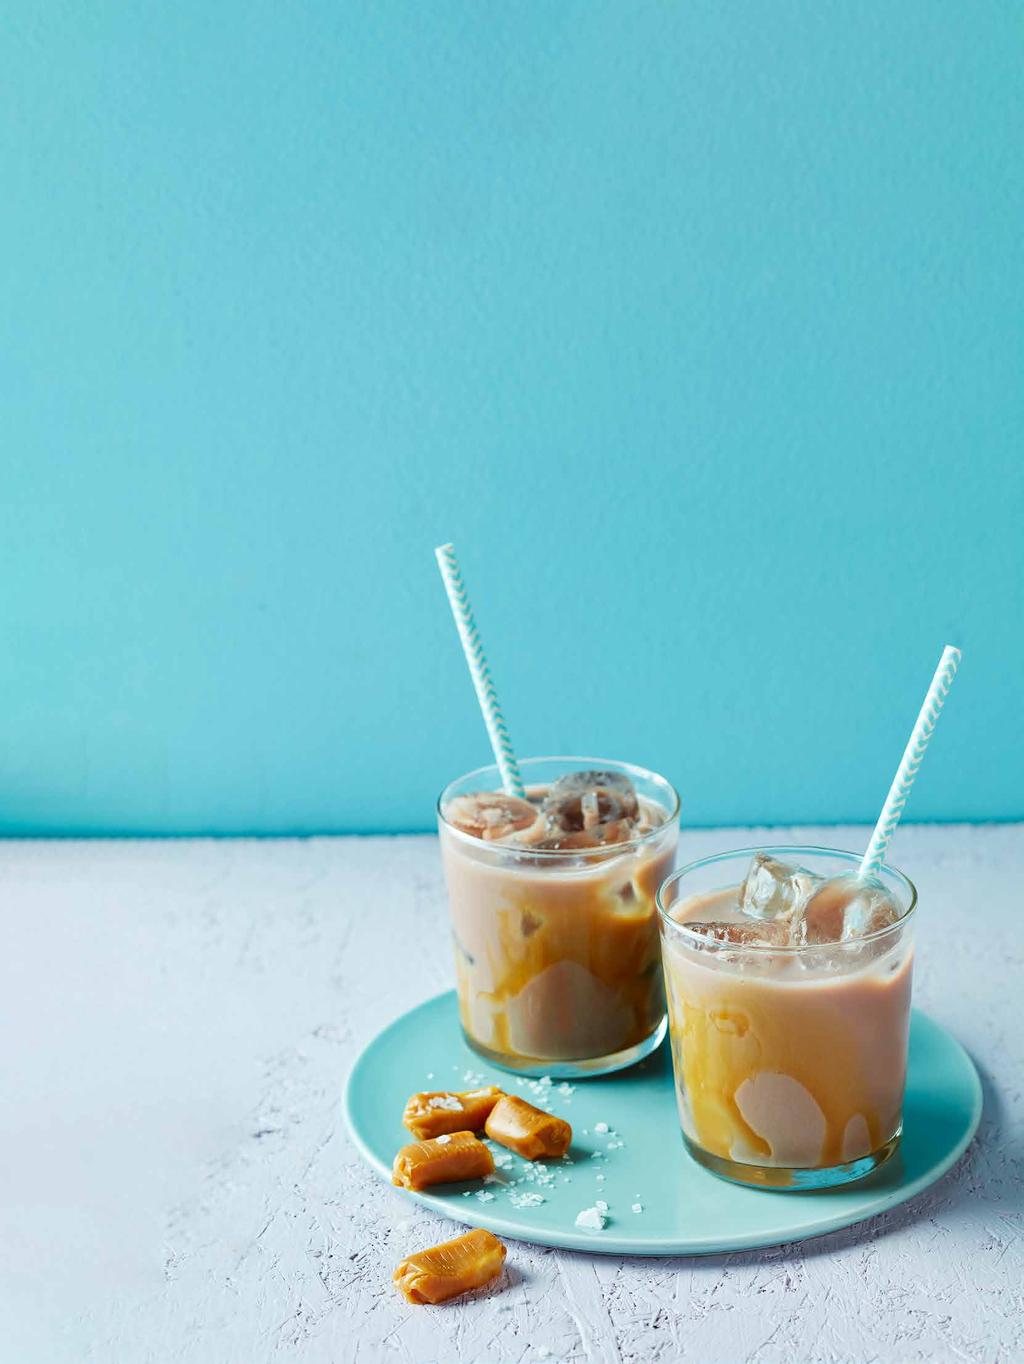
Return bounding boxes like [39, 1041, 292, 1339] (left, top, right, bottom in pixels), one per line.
[484, 1094, 572, 1159]
[391, 1130, 495, 1191]
[402, 1086, 504, 1140]
[393, 1227, 506, 1304]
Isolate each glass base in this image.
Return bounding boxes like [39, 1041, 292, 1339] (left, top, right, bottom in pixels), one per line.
[461, 1015, 667, 1079]
[683, 1126, 902, 1190]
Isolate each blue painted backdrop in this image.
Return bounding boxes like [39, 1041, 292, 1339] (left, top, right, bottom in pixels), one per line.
[0, 3, 1020, 834]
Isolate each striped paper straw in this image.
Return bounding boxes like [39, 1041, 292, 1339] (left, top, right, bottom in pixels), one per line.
[859, 645, 962, 878]
[434, 543, 525, 797]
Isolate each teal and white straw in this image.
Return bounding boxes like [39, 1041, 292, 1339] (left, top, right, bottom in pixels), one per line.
[859, 644, 962, 878]
[434, 542, 525, 797]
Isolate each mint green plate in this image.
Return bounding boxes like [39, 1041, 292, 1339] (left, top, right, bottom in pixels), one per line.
[343, 992, 981, 1256]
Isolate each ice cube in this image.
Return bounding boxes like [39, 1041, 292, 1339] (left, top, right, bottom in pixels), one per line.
[802, 873, 900, 944]
[563, 819, 639, 849]
[541, 771, 639, 836]
[739, 854, 823, 922]
[445, 791, 540, 842]
[549, 768, 636, 800]
[684, 919, 794, 948]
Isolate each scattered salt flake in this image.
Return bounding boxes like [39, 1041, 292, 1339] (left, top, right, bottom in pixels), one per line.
[595, 1200, 608, 1212]
[509, 1191, 546, 1208]
[475, 1190, 495, 1202]
[574, 1206, 607, 1231]
[462, 1191, 472, 1197]
[590, 1151, 604, 1160]
[596, 1174, 605, 1183]
[538, 1075, 553, 1087]
[427, 1095, 463, 1111]
[594, 1122, 609, 1134]
[493, 1152, 514, 1169]
[426, 1072, 434, 1079]
[483, 1173, 504, 1185]
[557, 1082, 575, 1096]
[435, 1134, 452, 1145]
[606, 1140, 623, 1150]
[632, 1202, 644, 1213]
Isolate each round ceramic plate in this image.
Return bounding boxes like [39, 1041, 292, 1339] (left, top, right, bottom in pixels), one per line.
[343, 992, 981, 1256]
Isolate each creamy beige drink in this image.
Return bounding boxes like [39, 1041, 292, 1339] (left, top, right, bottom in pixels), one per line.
[439, 758, 679, 1076]
[658, 847, 916, 1189]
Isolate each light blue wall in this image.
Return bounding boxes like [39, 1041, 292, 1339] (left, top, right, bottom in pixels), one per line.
[0, 3, 1020, 835]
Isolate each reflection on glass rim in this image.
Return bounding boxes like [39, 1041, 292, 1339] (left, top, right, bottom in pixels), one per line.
[657, 844, 917, 953]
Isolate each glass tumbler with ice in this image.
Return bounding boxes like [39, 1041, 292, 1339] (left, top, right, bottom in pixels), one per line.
[439, 757, 680, 1077]
[658, 846, 916, 1189]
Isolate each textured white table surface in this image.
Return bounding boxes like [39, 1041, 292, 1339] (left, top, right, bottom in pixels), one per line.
[4, 825, 1022, 1364]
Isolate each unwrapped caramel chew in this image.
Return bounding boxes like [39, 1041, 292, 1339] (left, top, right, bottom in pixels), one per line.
[484, 1094, 572, 1159]
[393, 1227, 506, 1304]
[402, 1086, 504, 1140]
[391, 1130, 495, 1191]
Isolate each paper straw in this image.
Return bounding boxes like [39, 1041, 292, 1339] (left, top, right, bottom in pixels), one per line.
[859, 645, 962, 877]
[435, 543, 525, 797]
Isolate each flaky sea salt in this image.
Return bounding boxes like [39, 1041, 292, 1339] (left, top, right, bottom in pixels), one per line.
[427, 1094, 463, 1111]
[595, 1200, 608, 1212]
[594, 1121, 609, 1134]
[632, 1202, 643, 1213]
[475, 1190, 495, 1202]
[435, 1133, 452, 1145]
[574, 1206, 607, 1231]
[509, 1191, 545, 1208]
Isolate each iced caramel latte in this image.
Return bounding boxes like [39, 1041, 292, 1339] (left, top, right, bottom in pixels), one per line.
[439, 758, 679, 1076]
[658, 847, 916, 1190]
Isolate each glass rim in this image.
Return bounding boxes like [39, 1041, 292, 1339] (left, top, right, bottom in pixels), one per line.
[436, 754, 680, 858]
[656, 843, 917, 953]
